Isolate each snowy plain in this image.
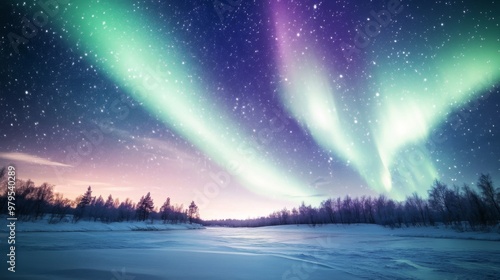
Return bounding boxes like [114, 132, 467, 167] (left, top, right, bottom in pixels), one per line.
[1, 222, 499, 279]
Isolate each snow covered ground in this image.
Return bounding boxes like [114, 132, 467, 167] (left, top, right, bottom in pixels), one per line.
[5, 218, 205, 232]
[1, 223, 499, 279]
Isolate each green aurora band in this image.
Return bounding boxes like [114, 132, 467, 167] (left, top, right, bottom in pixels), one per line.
[274, 15, 500, 198]
[47, 1, 500, 201]
[53, 1, 316, 200]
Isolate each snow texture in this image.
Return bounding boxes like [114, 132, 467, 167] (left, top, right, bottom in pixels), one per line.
[1, 223, 499, 279]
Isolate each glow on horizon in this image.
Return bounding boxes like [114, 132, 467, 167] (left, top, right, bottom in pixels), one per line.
[53, 2, 316, 202]
[271, 3, 500, 198]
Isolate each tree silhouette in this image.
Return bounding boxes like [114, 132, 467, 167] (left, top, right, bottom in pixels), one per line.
[188, 201, 199, 224]
[160, 197, 171, 223]
[74, 186, 92, 222]
[477, 174, 500, 219]
[1, 165, 498, 230]
[136, 192, 154, 221]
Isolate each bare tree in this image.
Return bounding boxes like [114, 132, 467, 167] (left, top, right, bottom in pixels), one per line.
[49, 193, 72, 223]
[321, 199, 336, 223]
[462, 184, 490, 227]
[428, 180, 450, 224]
[29, 182, 54, 220]
[477, 174, 500, 219]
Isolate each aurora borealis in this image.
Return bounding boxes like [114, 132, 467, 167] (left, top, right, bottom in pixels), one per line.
[271, 0, 500, 198]
[1, 0, 499, 219]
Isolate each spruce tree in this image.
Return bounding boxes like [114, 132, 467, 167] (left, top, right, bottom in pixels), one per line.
[160, 197, 171, 223]
[188, 201, 199, 224]
[136, 192, 154, 221]
[74, 186, 92, 222]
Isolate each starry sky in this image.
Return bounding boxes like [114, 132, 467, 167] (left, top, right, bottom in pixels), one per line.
[0, 0, 499, 220]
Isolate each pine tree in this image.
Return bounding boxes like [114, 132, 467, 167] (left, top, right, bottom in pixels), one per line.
[160, 197, 171, 223]
[136, 192, 154, 221]
[74, 186, 92, 222]
[104, 195, 113, 209]
[118, 198, 134, 222]
[92, 195, 105, 221]
[102, 194, 115, 222]
[78, 186, 93, 208]
[188, 201, 199, 224]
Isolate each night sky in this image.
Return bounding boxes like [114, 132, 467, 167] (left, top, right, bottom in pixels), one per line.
[0, 0, 499, 219]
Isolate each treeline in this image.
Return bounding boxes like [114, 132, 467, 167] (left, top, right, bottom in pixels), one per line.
[204, 174, 500, 231]
[0, 167, 200, 224]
